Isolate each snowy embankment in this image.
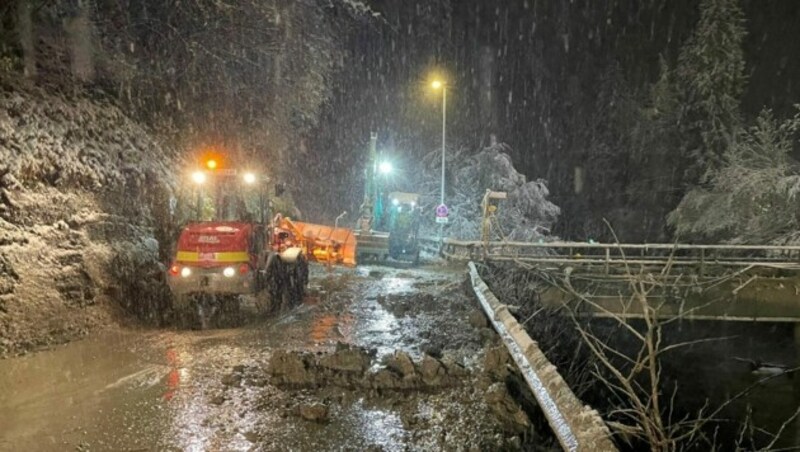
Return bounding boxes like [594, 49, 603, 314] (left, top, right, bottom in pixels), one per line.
[0, 79, 178, 355]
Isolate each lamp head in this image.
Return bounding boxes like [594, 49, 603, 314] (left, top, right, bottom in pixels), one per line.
[378, 161, 393, 175]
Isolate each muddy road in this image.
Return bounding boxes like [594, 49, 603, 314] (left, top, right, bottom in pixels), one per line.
[0, 263, 546, 451]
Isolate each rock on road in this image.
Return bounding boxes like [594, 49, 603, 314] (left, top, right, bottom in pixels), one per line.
[0, 263, 541, 451]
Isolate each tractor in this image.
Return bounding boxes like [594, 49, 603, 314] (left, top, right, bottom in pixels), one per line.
[166, 154, 354, 328]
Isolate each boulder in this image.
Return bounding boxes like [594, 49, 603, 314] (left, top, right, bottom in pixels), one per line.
[221, 372, 242, 387]
[268, 350, 315, 386]
[485, 382, 530, 434]
[468, 310, 488, 329]
[483, 346, 511, 381]
[318, 344, 372, 373]
[419, 354, 446, 386]
[386, 351, 416, 378]
[299, 402, 329, 422]
[371, 369, 403, 389]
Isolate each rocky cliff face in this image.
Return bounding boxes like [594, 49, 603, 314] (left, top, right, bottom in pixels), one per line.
[0, 79, 178, 355]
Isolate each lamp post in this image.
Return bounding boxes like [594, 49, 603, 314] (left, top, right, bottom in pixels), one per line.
[374, 158, 393, 229]
[431, 79, 447, 242]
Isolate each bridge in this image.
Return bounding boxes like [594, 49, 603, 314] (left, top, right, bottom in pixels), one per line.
[429, 238, 800, 323]
[434, 237, 800, 451]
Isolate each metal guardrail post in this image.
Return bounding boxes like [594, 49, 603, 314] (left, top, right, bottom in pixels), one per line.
[700, 248, 705, 277]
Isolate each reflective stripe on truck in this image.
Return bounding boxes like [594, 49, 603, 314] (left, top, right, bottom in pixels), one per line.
[176, 251, 250, 263]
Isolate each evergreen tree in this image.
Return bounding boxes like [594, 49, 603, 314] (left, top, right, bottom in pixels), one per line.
[676, 0, 747, 184]
[668, 108, 800, 244]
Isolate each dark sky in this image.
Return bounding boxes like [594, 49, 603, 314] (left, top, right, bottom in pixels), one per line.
[304, 0, 800, 235]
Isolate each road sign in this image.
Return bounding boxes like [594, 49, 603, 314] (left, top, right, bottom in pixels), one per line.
[436, 216, 449, 224]
[435, 204, 449, 218]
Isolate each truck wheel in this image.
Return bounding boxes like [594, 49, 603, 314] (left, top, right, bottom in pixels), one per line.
[267, 254, 294, 312]
[254, 288, 272, 314]
[172, 294, 194, 328]
[289, 257, 309, 306]
[173, 294, 190, 310]
[218, 295, 242, 326]
[195, 294, 218, 330]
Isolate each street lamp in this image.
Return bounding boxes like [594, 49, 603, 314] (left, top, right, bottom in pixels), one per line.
[378, 161, 393, 175]
[431, 78, 447, 241]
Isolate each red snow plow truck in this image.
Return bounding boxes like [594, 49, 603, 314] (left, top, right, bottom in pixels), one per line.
[166, 154, 356, 327]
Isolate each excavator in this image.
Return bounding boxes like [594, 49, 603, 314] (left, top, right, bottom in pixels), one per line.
[166, 152, 356, 328]
[354, 133, 422, 264]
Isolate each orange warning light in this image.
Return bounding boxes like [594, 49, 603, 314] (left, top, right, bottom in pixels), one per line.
[206, 159, 218, 170]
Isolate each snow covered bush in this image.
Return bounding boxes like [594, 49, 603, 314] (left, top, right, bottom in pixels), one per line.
[418, 143, 560, 241]
[668, 108, 800, 244]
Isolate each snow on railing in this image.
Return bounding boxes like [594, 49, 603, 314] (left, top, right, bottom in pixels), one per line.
[468, 262, 617, 452]
[434, 239, 800, 272]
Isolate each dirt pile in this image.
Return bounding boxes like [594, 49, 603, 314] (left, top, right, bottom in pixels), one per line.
[268, 343, 468, 391]
[0, 79, 178, 355]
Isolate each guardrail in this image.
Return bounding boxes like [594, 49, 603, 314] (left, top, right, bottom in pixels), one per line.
[418, 236, 443, 255]
[468, 262, 617, 452]
[436, 239, 800, 272]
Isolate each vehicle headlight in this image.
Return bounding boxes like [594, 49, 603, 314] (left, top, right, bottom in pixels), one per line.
[180, 267, 192, 278]
[223, 267, 236, 278]
[191, 171, 207, 185]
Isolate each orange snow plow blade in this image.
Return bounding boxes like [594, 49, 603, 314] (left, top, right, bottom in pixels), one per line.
[279, 219, 357, 267]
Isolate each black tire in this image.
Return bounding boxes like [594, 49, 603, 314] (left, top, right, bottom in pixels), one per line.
[254, 255, 274, 314]
[264, 254, 284, 312]
[254, 287, 272, 314]
[288, 256, 308, 306]
[173, 294, 196, 328]
[217, 295, 242, 327]
[195, 293, 219, 330]
[173, 294, 190, 310]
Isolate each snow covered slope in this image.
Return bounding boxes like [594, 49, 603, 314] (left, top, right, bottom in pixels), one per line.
[0, 79, 178, 355]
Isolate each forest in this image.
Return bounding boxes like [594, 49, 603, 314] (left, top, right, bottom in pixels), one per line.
[1, 0, 799, 242]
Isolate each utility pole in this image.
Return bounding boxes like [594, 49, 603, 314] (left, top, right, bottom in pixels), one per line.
[440, 87, 447, 207]
[430, 79, 448, 244]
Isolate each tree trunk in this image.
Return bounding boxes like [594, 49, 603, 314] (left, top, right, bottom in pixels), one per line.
[65, 0, 95, 82]
[17, 0, 36, 78]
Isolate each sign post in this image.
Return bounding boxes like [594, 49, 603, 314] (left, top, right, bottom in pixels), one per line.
[435, 204, 449, 224]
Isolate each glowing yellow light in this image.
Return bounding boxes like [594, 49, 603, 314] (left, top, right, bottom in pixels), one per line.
[431, 80, 443, 90]
[206, 159, 218, 170]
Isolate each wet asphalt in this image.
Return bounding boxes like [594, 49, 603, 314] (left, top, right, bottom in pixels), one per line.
[0, 262, 503, 451]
